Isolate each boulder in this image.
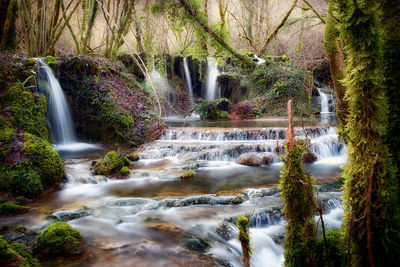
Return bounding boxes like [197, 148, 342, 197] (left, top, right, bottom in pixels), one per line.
[235, 153, 274, 166]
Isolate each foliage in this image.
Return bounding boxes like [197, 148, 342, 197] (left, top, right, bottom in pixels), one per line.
[93, 151, 130, 175]
[195, 98, 232, 120]
[280, 142, 316, 266]
[0, 202, 29, 216]
[0, 236, 40, 267]
[337, 0, 400, 265]
[4, 170, 44, 199]
[314, 230, 346, 267]
[37, 221, 82, 254]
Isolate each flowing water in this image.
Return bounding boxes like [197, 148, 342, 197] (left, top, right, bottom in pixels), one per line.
[317, 86, 335, 124]
[183, 57, 195, 107]
[35, 59, 99, 154]
[5, 113, 346, 266]
[206, 58, 220, 100]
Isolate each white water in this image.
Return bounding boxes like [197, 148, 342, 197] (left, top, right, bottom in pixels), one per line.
[183, 57, 195, 106]
[36, 59, 76, 144]
[36, 59, 98, 152]
[206, 57, 220, 100]
[318, 87, 331, 114]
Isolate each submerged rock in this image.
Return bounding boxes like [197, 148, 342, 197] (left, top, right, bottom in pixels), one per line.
[235, 152, 275, 166]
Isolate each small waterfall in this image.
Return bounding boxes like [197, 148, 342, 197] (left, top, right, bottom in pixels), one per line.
[318, 87, 331, 114]
[36, 59, 76, 144]
[206, 57, 220, 100]
[183, 57, 195, 107]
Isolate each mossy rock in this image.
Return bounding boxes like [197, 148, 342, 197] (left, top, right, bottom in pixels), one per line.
[93, 151, 130, 175]
[0, 132, 63, 199]
[2, 83, 48, 140]
[120, 166, 130, 176]
[37, 222, 82, 255]
[195, 98, 232, 120]
[181, 170, 194, 179]
[22, 133, 64, 187]
[45, 55, 57, 69]
[0, 203, 29, 216]
[0, 236, 40, 266]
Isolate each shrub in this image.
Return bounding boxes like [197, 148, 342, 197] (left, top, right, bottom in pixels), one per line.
[195, 98, 232, 120]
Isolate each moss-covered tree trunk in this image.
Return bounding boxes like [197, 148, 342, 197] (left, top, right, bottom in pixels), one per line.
[382, 0, 400, 201]
[337, 0, 400, 266]
[281, 100, 316, 267]
[323, 0, 348, 130]
[0, 0, 17, 51]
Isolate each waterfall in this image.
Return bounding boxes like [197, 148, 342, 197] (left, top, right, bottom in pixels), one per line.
[206, 58, 220, 100]
[36, 59, 76, 144]
[35, 59, 98, 153]
[183, 57, 195, 107]
[318, 87, 332, 114]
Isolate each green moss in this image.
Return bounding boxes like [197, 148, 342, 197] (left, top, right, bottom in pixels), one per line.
[181, 169, 194, 179]
[314, 230, 345, 267]
[338, 0, 400, 265]
[2, 83, 48, 140]
[120, 166, 130, 176]
[0, 236, 40, 267]
[237, 216, 252, 265]
[195, 98, 232, 120]
[45, 55, 57, 68]
[280, 142, 316, 266]
[100, 103, 135, 145]
[22, 133, 64, 187]
[93, 151, 130, 175]
[6, 170, 44, 199]
[37, 222, 82, 254]
[0, 203, 29, 216]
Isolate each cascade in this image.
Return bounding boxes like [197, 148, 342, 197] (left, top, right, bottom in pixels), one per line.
[183, 57, 195, 106]
[205, 57, 220, 100]
[35, 59, 97, 152]
[36, 59, 76, 144]
[318, 87, 332, 114]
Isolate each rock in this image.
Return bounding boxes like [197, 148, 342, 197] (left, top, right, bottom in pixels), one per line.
[0, 203, 29, 216]
[120, 166, 130, 176]
[181, 169, 194, 179]
[217, 73, 247, 103]
[303, 151, 318, 163]
[235, 153, 274, 166]
[128, 153, 140, 161]
[93, 151, 130, 175]
[37, 221, 83, 255]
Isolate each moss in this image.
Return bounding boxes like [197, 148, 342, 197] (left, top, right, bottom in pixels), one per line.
[6, 170, 44, 199]
[2, 83, 48, 140]
[93, 151, 130, 175]
[0, 236, 40, 267]
[37, 222, 82, 255]
[100, 103, 135, 145]
[338, 0, 400, 265]
[195, 98, 232, 120]
[280, 142, 316, 266]
[45, 55, 57, 68]
[120, 166, 130, 176]
[181, 169, 194, 179]
[22, 133, 64, 187]
[314, 230, 345, 267]
[237, 216, 252, 266]
[0, 203, 29, 216]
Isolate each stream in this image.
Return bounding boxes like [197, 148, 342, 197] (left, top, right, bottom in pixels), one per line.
[4, 118, 345, 267]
